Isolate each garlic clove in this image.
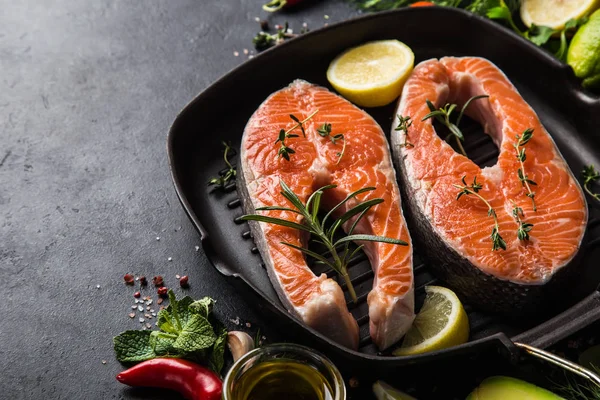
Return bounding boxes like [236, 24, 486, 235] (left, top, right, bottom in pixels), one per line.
[227, 331, 255, 363]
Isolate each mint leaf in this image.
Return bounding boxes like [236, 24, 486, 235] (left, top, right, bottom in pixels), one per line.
[207, 322, 228, 374]
[189, 297, 215, 318]
[156, 309, 178, 334]
[173, 314, 216, 353]
[176, 296, 195, 327]
[149, 331, 180, 356]
[113, 330, 155, 363]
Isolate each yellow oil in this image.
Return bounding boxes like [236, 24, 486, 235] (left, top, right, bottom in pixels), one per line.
[231, 359, 334, 400]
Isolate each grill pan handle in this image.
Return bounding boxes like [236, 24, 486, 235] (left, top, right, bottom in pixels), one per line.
[512, 289, 600, 349]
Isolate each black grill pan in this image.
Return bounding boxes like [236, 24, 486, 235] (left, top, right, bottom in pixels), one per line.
[167, 7, 600, 373]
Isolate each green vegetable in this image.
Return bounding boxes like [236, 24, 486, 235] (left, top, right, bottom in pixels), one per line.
[113, 290, 228, 374]
[467, 376, 564, 399]
[567, 9, 600, 89]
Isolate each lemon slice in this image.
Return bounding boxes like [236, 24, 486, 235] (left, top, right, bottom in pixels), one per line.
[393, 286, 469, 356]
[326, 40, 414, 108]
[520, 0, 600, 30]
[373, 381, 417, 400]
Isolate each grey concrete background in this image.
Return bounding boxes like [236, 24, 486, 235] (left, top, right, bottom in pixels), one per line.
[0, 0, 364, 398]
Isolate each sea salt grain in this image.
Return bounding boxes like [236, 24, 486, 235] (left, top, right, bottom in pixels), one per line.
[128, 313, 135, 318]
[233, 51, 239, 57]
[137, 305, 144, 312]
[168, 257, 173, 262]
[195, 246, 200, 251]
[139, 317, 145, 323]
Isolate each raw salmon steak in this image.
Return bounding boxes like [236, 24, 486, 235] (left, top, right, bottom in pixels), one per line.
[239, 80, 414, 350]
[392, 57, 587, 314]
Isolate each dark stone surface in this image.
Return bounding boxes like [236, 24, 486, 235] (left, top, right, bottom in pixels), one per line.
[0, 1, 361, 398]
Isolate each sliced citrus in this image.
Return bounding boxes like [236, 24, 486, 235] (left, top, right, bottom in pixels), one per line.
[326, 40, 414, 108]
[373, 380, 417, 400]
[393, 286, 469, 356]
[520, 0, 600, 30]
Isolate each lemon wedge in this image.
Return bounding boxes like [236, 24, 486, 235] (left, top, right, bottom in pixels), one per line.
[520, 0, 600, 30]
[326, 40, 414, 108]
[393, 286, 469, 356]
[373, 381, 417, 400]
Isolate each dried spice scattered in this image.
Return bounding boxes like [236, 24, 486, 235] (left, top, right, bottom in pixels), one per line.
[180, 276, 189, 288]
[152, 276, 164, 287]
[157, 287, 168, 297]
[124, 274, 134, 285]
[133, 291, 141, 298]
[139, 276, 147, 286]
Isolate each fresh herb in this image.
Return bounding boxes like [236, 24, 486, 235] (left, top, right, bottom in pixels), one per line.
[208, 141, 236, 188]
[454, 175, 506, 251]
[113, 290, 228, 373]
[582, 165, 600, 203]
[395, 115, 414, 148]
[276, 110, 319, 161]
[512, 202, 533, 240]
[422, 95, 489, 156]
[241, 180, 407, 302]
[253, 22, 296, 51]
[352, 0, 460, 11]
[554, 365, 600, 399]
[555, 17, 588, 61]
[514, 128, 537, 211]
[484, 0, 524, 37]
[317, 122, 346, 163]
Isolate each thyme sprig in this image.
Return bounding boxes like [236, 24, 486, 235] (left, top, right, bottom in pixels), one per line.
[241, 180, 407, 302]
[582, 165, 600, 203]
[395, 115, 414, 149]
[276, 110, 319, 161]
[208, 141, 236, 188]
[317, 123, 346, 164]
[454, 175, 506, 251]
[514, 128, 537, 211]
[512, 202, 533, 241]
[422, 95, 489, 156]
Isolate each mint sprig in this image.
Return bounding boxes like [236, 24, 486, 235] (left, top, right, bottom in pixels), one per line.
[113, 290, 227, 373]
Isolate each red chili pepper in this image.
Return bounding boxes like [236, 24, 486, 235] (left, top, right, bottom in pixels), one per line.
[410, 1, 435, 6]
[262, 0, 302, 12]
[116, 358, 222, 400]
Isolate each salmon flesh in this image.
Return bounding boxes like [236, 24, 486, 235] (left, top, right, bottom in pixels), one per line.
[239, 80, 414, 350]
[392, 57, 588, 314]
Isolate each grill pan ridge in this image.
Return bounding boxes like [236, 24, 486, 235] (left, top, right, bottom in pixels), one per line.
[168, 7, 600, 370]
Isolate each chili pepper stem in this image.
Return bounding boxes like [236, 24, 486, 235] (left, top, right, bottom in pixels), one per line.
[263, 0, 287, 12]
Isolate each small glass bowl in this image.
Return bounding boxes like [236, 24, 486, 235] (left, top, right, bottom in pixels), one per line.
[222, 343, 346, 400]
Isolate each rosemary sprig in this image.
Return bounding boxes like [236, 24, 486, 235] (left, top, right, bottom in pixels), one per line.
[422, 95, 489, 156]
[395, 115, 414, 149]
[454, 175, 506, 251]
[241, 180, 407, 302]
[276, 110, 319, 161]
[208, 141, 236, 188]
[582, 165, 600, 203]
[512, 202, 533, 241]
[317, 123, 346, 164]
[514, 128, 537, 211]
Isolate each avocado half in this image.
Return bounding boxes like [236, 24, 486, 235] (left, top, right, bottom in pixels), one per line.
[466, 376, 564, 400]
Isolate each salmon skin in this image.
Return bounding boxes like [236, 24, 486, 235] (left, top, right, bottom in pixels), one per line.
[238, 79, 414, 350]
[392, 57, 588, 314]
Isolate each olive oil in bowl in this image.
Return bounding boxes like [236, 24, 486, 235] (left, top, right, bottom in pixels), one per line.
[223, 344, 345, 400]
[233, 359, 334, 400]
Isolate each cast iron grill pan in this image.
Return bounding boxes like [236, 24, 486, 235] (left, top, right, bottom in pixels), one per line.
[168, 7, 600, 371]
